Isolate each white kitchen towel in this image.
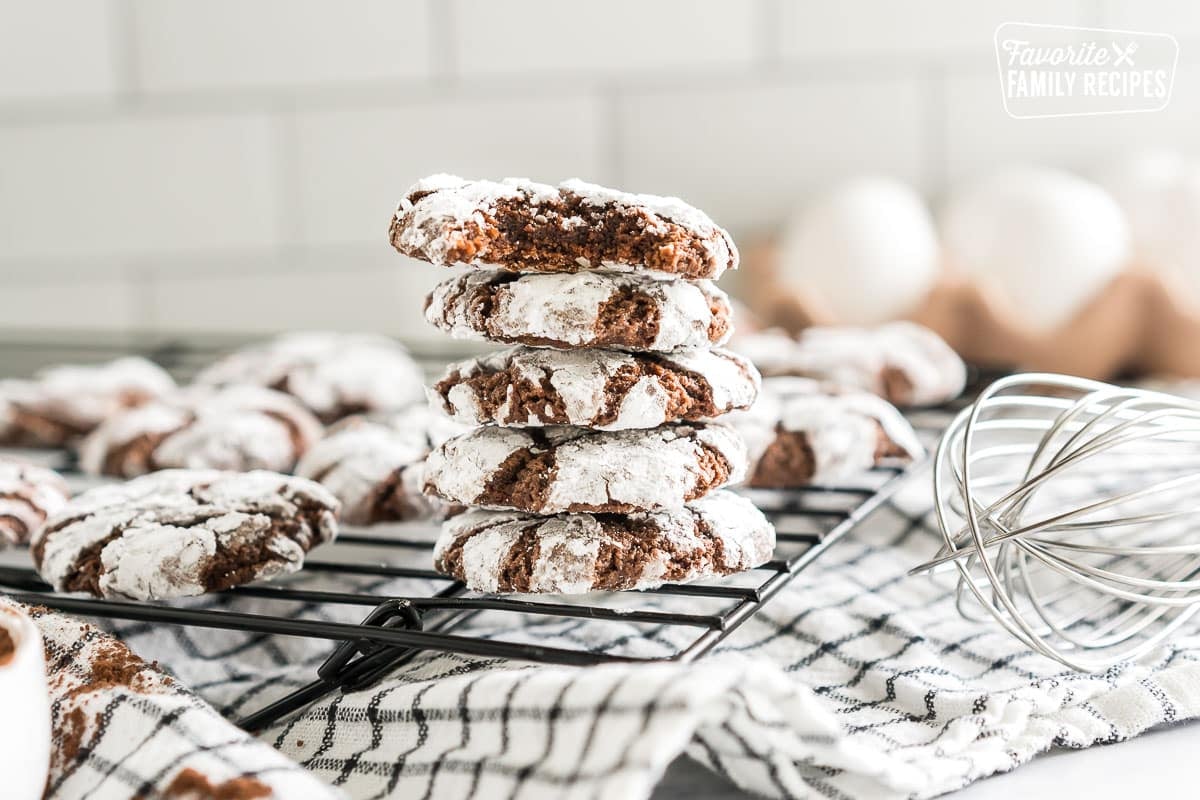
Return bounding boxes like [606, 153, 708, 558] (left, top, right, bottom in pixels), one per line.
[6, 598, 341, 800]
[62, 471, 1200, 800]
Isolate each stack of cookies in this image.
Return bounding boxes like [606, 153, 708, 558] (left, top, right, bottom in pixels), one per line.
[391, 175, 776, 594]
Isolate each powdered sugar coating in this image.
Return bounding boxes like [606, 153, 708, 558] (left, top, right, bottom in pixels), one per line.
[393, 174, 737, 279]
[732, 321, 966, 406]
[423, 422, 747, 513]
[328, 402, 467, 453]
[194, 332, 425, 422]
[0, 380, 32, 444]
[296, 412, 466, 525]
[433, 346, 759, 430]
[730, 377, 923, 484]
[0, 358, 175, 446]
[425, 270, 732, 352]
[78, 385, 323, 478]
[32, 469, 339, 600]
[433, 490, 775, 594]
[36, 356, 176, 422]
[0, 458, 69, 547]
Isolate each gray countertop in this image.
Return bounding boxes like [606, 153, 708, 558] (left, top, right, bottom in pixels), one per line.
[651, 719, 1197, 798]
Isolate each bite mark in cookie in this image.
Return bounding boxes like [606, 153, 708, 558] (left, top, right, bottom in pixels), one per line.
[425, 270, 732, 352]
[31, 469, 339, 600]
[391, 175, 738, 280]
[433, 346, 759, 430]
[433, 491, 774, 594]
[423, 423, 747, 514]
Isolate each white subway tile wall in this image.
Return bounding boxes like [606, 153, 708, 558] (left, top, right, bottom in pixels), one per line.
[451, 0, 759, 77]
[0, 0, 1194, 338]
[0, 1, 121, 102]
[289, 96, 607, 246]
[776, 0, 1084, 61]
[0, 114, 283, 261]
[131, 0, 434, 92]
[943, 64, 1200, 187]
[142, 250, 449, 340]
[616, 76, 927, 233]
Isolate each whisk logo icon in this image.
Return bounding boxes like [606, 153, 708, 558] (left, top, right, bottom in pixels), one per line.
[995, 22, 1178, 118]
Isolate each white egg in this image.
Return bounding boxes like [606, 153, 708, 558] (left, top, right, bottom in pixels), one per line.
[1101, 151, 1200, 296]
[778, 177, 939, 325]
[941, 167, 1131, 330]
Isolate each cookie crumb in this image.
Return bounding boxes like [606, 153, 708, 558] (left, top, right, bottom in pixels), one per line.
[163, 767, 272, 800]
[59, 706, 88, 764]
[49, 633, 171, 766]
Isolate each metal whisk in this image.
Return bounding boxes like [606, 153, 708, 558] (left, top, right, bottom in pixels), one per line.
[910, 372, 1200, 671]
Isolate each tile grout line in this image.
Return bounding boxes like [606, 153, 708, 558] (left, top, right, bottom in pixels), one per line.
[0, 51, 1068, 127]
[108, 0, 142, 105]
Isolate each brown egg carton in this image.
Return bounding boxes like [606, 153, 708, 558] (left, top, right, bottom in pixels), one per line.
[740, 239, 1200, 381]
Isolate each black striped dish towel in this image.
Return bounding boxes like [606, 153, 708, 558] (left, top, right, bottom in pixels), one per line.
[32, 473, 1200, 799]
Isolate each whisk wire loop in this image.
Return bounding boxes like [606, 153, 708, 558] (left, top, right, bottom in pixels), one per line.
[914, 373, 1200, 671]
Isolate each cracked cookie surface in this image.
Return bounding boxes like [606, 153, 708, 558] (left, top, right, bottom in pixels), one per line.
[425, 270, 732, 352]
[0, 458, 69, 548]
[433, 490, 774, 594]
[732, 321, 965, 406]
[296, 405, 467, 525]
[194, 332, 425, 423]
[729, 377, 923, 488]
[31, 469, 339, 600]
[79, 385, 323, 478]
[423, 422, 746, 514]
[0, 357, 175, 448]
[433, 346, 759, 430]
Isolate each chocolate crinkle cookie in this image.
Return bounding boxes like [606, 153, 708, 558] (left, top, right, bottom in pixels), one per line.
[432, 346, 759, 430]
[433, 490, 774, 594]
[730, 377, 924, 489]
[193, 331, 426, 424]
[732, 321, 966, 407]
[425, 270, 732, 352]
[0, 357, 176, 448]
[391, 174, 738, 280]
[0, 458, 69, 548]
[423, 422, 747, 514]
[31, 469, 339, 600]
[78, 385, 323, 478]
[296, 405, 468, 525]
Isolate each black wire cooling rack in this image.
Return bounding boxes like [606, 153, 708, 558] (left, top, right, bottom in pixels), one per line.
[0, 332, 976, 732]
